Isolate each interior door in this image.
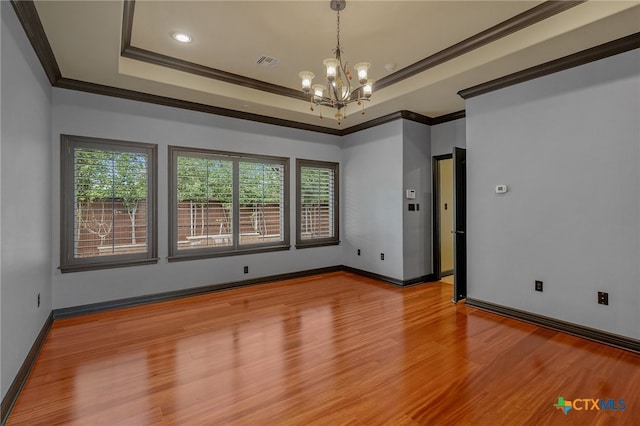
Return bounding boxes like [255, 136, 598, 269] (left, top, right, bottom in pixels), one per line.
[452, 147, 467, 303]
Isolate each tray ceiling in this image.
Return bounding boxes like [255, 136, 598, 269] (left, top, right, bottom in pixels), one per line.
[30, 1, 640, 131]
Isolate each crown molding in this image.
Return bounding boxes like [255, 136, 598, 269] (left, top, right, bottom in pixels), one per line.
[375, 1, 586, 91]
[120, 0, 135, 54]
[459, 32, 640, 99]
[117, 1, 587, 130]
[54, 78, 435, 137]
[15, 0, 636, 135]
[55, 78, 436, 136]
[339, 111, 433, 136]
[120, 0, 585, 100]
[10, 0, 61, 85]
[10, 0, 434, 135]
[120, 1, 306, 101]
[431, 110, 466, 125]
[56, 78, 344, 135]
[121, 46, 308, 102]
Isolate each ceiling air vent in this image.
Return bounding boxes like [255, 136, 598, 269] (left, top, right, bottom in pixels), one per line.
[256, 55, 280, 68]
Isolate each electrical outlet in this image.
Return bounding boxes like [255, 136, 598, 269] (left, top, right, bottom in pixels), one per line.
[380, 253, 384, 261]
[37, 293, 40, 307]
[598, 291, 609, 305]
[535, 280, 543, 292]
[357, 249, 361, 256]
[243, 266, 249, 274]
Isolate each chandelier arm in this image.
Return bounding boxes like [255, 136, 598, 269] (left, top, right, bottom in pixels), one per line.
[349, 87, 366, 100]
[340, 62, 352, 99]
[328, 82, 336, 99]
[312, 91, 369, 108]
[313, 97, 334, 108]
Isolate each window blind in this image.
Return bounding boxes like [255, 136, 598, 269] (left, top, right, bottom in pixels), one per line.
[176, 155, 234, 249]
[238, 161, 285, 245]
[73, 147, 149, 258]
[299, 165, 335, 240]
[170, 147, 289, 259]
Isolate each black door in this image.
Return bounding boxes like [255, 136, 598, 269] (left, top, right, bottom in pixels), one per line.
[452, 147, 467, 303]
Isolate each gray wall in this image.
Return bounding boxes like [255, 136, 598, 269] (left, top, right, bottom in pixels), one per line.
[51, 89, 343, 309]
[466, 49, 640, 339]
[402, 120, 431, 280]
[342, 121, 404, 279]
[431, 118, 466, 157]
[1, 2, 53, 398]
[342, 119, 432, 282]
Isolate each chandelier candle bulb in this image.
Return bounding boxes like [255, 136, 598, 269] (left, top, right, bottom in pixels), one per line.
[299, 71, 315, 94]
[313, 84, 326, 101]
[354, 63, 370, 85]
[324, 58, 339, 81]
[363, 80, 374, 98]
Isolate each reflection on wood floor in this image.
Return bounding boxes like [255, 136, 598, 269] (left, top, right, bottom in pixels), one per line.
[440, 274, 454, 285]
[7, 271, 640, 425]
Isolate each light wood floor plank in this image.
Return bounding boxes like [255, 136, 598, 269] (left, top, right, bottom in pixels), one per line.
[7, 272, 640, 425]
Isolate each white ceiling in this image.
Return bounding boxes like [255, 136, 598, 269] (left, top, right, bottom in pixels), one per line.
[33, 1, 640, 131]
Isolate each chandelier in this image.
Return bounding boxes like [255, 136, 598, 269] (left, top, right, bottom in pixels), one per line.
[298, 0, 373, 124]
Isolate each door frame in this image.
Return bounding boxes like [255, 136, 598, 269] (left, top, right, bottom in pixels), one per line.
[452, 147, 467, 302]
[432, 154, 452, 282]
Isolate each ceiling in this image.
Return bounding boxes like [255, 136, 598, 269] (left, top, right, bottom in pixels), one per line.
[28, 1, 640, 132]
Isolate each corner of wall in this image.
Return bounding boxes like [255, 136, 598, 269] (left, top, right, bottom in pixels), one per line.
[1, 0, 53, 400]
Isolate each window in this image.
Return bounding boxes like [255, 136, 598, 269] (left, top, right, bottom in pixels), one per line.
[60, 135, 157, 272]
[169, 147, 289, 260]
[296, 159, 339, 248]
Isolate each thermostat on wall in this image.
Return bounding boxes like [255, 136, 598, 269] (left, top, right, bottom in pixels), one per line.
[495, 185, 508, 194]
[406, 189, 416, 199]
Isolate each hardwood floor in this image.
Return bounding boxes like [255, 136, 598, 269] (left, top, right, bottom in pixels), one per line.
[7, 272, 640, 425]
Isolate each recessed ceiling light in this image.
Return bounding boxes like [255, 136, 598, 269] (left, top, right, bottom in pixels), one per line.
[172, 33, 192, 43]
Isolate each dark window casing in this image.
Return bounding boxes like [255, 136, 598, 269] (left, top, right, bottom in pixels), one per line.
[296, 159, 340, 248]
[60, 134, 158, 273]
[168, 146, 290, 262]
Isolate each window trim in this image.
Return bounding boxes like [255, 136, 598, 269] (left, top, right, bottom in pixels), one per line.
[168, 146, 290, 262]
[60, 134, 158, 273]
[295, 159, 340, 249]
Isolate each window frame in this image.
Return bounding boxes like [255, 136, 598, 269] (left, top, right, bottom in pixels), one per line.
[296, 159, 340, 249]
[60, 134, 158, 273]
[168, 146, 290, 262]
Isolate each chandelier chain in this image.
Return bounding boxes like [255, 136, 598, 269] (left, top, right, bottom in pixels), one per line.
[336, 9, 341, 52]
